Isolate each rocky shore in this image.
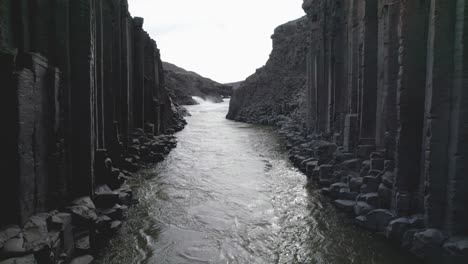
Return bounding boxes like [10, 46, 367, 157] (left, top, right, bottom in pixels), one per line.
[228, 0, 468, 262]
[0, 0, 187, 263]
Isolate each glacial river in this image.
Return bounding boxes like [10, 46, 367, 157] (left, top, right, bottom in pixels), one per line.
[96, 100, 418, 264]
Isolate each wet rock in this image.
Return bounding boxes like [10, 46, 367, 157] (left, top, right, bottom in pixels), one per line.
[334, 200, 356, 214]
[363, 175, 381, 191]
[349, 177, 364, 192]
[341, 159, 360, 171]
[386, 218, 411, 241]
[71, 197, 95, 210]
[357, 145, 375, 159]
[318, 165, 334, 180]
[0, 254, 37, 264]
[69, 255, 93, 264]
[22, 214, 50, 251]
[378, 184, 392, 207]
[411, 229, 447, 260]
[370, 159, 384, 171]
[2, 237, 27, 256]
[315, 141, 337, 164]
[395, 192, 411, 216]
[364, 209, 395, 232]
[329, 182, 348, 198]
[0, 226, 21, 249]
[320, 188, 331, 196]
[358, 193, 380, 208]
[68, 206, 97, 225]
[109, 221, 122, 233]
[305, 160, 318, 179]
[354, 202, 374, 216]
[381, 171, 395, 188]
[74, 234, 90, 255]
[443, 237, 468, 262]
[94, 190, 119, 209]
[338, 188, 358, 200]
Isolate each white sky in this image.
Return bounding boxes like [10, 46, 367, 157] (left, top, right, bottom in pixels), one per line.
[128, 0, 305, 83]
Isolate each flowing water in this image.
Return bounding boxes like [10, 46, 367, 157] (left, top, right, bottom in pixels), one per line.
[97, 100, 418, 264]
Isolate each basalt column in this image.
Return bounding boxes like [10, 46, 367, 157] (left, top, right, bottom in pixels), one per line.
[358, 0, 378, 145]
[394, 0, 430, 215]
[421, 0, 468, 236]
[376, 0, 399, 158]
[69, 0, 96, 197]
[133, 17, 145, 130]
[422, 0, 468, 236]
[120, 0, 134, 145]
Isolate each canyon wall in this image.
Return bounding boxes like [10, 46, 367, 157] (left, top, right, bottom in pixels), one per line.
[163, 61, 233, 105]
[227, 17, 309, 128]
[0, 0, 184, 229]
[228, 0, 468, 261]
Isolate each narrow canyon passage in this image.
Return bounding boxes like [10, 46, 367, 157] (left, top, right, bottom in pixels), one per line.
[97, 100, 417, 264]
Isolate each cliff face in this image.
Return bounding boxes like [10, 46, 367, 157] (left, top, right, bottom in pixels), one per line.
[0, 1, 185, 262]
[229, 0, 468, 261]
[163, 61, 233, 105]
[227, 17, 309, 128]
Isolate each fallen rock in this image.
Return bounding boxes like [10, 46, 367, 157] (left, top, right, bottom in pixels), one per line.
[443, 237, 468, 262]
[0, 254, 37, 264]
[71, 197, 95, 210]
[364, 209, 395, 232]
[341, 159, 360, 171]
[69, 255, 93, 264]
[68, 206, 98, 225]
[386, 217, 411, 241]
[411, 228, 447, 260]
[358, 193, 380, 208]
[349, 177, 364, 192]
[0, 226, 21, 249]
[22, 214, 50, 251]
[2, 237, 27, 255]
[334, 200, 356, 214]
[354, 202, 374, 216]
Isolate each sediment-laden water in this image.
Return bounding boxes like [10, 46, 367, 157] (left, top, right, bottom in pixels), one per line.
[96, 100, 418, 264]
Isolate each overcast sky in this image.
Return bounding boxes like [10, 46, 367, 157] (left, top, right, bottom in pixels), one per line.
[128, 0, 305, 83]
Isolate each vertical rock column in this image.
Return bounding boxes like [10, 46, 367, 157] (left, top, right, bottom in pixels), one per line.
[376, 0, 399, 157]
[358, 0, 378, 144]
[133, 17, 145, 130]
[394, 0, 430, 214]
[445, 0, 468, 236]
[120, 0, 134, 145]
[69, 0, 97, 197]
[423, 0, 456, 229]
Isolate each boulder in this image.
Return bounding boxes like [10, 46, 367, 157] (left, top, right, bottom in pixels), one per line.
[329, 182, 348, 198]
[318, 165, 334, 180]
[377, 184, 392, 207]
[370, 158, 384, 171]
[74, 234, 90, 255]
[69, 255, 93, 264]
[341, 159, 360, 171]
[22, 214, 50, 252]
[334, 200, 356, 214]
[0, 226, 21, 249]
[386, 217, 411, 241]
[338, 188, 358, 200]
[71, 197, 95, 210]
[0, 254, 37, 264]
[349, 177, 364, 192]
[358, 193, 380, 207]
[363, 176, 380, 191]
[354, 202, 374, 216]
[68, 206, 98, 225]
[381, 171, 395, 188]
[94, 191, 119, 209]
[364, 209, 395, 232]
[411, 229, 447, 260]
[443, 237, 468, 262]
[2, 237, 27, 255]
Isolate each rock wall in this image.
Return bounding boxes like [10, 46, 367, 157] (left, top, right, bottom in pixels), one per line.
[163, 61, 233, 105]
[227, 16, 309, 127]
[229, 0, 468, 261]
[0, 0, 184, 253]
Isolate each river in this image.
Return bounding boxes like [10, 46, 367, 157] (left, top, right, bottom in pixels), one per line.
[96, 100, 418, 264]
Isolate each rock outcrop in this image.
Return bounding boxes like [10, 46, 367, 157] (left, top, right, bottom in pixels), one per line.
[163, 61, 233, 105]
[0, 0, 185, 263]
[228, 0, 468, 262]
[227, 16, 309, 128]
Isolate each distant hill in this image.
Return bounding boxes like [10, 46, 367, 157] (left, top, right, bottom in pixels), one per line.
[224, 81, 244, 90]
[163, 62, 233, 105]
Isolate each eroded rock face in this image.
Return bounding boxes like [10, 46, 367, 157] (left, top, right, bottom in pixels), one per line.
[226, 16, 309, 128]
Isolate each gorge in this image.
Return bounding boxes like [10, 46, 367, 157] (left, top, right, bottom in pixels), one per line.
[1, 0, 468, 263]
